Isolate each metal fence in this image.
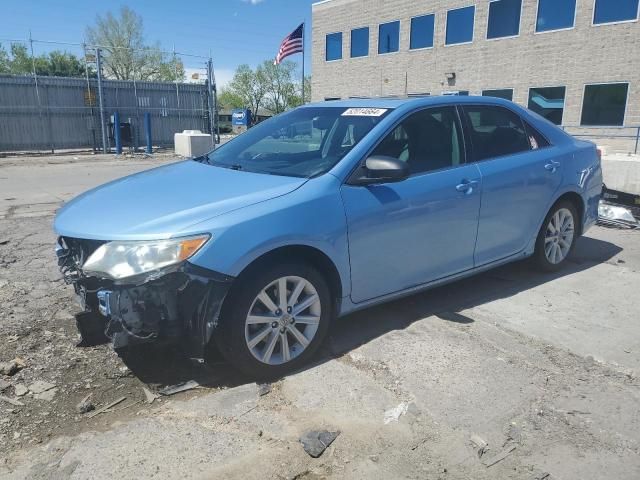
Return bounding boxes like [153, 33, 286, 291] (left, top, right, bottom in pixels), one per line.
[0, 74, 214, 153]
[563, 125, 640, 155]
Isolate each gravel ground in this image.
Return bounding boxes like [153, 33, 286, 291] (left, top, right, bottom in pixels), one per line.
[1, 156, 639, 479]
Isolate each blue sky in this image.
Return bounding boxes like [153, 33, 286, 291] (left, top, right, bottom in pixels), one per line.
[1, 0, 317, 87]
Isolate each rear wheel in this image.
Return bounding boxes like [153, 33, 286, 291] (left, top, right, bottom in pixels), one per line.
[215, 262, 332, 379]
[533, 201, 578, 272]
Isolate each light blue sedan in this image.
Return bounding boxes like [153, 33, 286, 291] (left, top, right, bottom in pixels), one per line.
[54, 96, 602, 377]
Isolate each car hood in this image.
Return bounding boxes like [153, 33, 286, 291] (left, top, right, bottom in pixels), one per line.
[54, 160, 307, 240]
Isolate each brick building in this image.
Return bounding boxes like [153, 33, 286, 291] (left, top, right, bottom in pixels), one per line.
[311, 0, 640, 150]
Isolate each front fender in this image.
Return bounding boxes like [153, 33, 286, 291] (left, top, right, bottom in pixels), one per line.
[186, 174, 351, 298]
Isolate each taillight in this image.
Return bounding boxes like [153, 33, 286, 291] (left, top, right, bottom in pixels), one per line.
[596, 147, 603, 161]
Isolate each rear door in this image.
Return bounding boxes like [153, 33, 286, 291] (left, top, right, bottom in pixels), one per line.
[461, 105, 563, 266]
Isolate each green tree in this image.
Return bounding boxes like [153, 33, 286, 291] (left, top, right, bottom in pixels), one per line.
[0, 42, 91, 77]
[0, 44, 10, 73]
[224, 64, 269, 120]
[86, 6, 184, 81]
[218, 88, 245, 111]
[261, 60, 299, 114]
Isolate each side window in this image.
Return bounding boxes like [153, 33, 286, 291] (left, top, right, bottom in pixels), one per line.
[463, 106, 530, 161]
[371, 107, 463, 175]
[524, 121, 551, 150]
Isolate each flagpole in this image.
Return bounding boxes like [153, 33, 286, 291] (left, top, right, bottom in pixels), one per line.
[301, 22, 306, 104]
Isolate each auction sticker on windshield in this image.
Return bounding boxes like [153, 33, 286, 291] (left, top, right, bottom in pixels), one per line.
[342, 108, 388, 117]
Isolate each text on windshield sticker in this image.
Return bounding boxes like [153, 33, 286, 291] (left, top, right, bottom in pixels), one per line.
[341, 108, 388, 117]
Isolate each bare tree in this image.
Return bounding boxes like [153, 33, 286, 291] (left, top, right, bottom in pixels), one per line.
[85, 6, 184, 82]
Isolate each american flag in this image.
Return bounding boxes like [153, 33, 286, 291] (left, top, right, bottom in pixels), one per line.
[275, 23, 304, 65]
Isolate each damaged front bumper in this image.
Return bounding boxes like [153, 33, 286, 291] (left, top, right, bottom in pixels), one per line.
[56, 236, 234, 358]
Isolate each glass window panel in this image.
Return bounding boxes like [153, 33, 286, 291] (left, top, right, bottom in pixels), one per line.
[593, 0, 639, 24]
[487, 0, 522, 39]
[528, 86, 566, 125]
[463, 106, 530, 161]
[482, 89, 514, 101]
[581, 83, 629, 126]
[326, 33, 343, 61]
[446, 6, 475, 45]
[536, 0, 576, 32]
[351, 27, 369, 58]
[410, 14, 435, 49]
[378, 21, 400, 54]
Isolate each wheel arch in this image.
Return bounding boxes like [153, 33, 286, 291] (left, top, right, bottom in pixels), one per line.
[230, 244, 345, 313]
[552, 190, 585, 236]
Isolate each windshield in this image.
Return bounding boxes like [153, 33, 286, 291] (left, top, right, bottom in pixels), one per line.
[203, 106, 392, 178]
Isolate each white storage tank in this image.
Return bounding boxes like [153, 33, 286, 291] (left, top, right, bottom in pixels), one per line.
[174, 130, 213, 158]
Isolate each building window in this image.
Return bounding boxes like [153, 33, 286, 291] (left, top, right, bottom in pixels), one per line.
[410, 14, 435, 49]
[528, 87, 566, 125]
[351, 27, 369, 58]
[581, 83, 629, 126]
[482, 89, 514, 101]
[536, 0, 576, 32]
[487, 0, 522, 39]
[463, 106, 530, 161]
[446, 6, 475, 45]
[326, 33, 342, 61]
[378, 21, 400, 54]
[593, 0, 639, 24]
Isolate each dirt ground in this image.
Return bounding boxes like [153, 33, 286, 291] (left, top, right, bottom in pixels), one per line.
[1, 155, 639, 479]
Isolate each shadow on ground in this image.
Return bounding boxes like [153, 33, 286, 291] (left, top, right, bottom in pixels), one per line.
[119, 235, 622, 389]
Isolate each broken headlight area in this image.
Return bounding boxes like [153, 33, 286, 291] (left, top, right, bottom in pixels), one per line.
[55, 236, 234, 359]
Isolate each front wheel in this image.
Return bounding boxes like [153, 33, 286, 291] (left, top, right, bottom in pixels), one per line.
[215, 262, 332, 379]
[533, 201, 578, 272]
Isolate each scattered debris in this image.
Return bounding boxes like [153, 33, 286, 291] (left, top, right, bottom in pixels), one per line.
[532, 472, 550, 480]
[482, 445, 516, 468]
[470, 434, 489, 458]
[34, 388, 58, 402]
[76, 394, 95, 414]
[0, 358, 26, 376]
[257, 383, 272, 396]
[384, 402, 409, 424]
[142, 387, 160, 404]
[14, 384, 28, 397]
[299, 430, 340, 458]
[28, 380, 56, 395]
[159, 380, 199, 396]
[87, 397, 127, 419]
[0, 395, 24, 407]
[504, 424, 522, 447]
[598, 201, 640, 229]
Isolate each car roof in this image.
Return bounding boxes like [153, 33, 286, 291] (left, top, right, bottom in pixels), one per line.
[302, 95, 517, 110]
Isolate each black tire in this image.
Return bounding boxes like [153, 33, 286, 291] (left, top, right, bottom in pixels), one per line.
[214, 262, 333, 379]
[533, 200, 578, 272]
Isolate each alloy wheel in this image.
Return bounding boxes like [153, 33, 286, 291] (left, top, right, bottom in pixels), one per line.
[544, 207, 575, 264]
[244, 276, 321, 365]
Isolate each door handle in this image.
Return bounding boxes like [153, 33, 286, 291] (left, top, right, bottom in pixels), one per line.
[544, 161, 561, 173]
[456, 179, 479, 194]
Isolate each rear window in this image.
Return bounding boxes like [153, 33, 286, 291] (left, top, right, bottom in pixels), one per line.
[463, 105, 531, 161]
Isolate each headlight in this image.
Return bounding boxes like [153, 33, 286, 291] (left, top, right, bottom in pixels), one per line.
[83, 235, 210, 280]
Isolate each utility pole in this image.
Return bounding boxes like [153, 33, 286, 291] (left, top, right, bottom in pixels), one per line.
[206, 59, 216, 149]
[95, 48, 108, 154]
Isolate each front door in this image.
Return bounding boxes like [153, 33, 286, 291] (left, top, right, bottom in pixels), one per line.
[341, 106, 482, 303]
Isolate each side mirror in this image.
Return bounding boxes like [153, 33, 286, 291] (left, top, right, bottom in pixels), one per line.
[348, 155, 410, 186]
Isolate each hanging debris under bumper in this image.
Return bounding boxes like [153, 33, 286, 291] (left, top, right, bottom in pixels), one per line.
[56, 237, 234, 359]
